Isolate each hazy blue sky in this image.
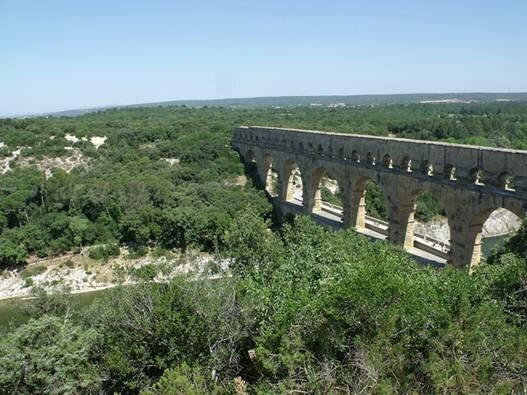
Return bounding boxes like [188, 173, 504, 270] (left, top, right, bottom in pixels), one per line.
[1, 0, 526, 115]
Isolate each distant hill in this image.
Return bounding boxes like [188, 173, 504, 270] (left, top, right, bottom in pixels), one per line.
[23, 92, 527, 118]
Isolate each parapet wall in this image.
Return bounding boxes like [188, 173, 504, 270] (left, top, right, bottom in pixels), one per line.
[233, 125, 527, 196]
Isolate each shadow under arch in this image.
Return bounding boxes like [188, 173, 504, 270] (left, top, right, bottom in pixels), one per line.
[241, 149, 260, 188]
[282, 212, 296, 225]
[244, 149, 256, 164]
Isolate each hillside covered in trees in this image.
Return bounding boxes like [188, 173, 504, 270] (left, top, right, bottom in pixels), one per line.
[1, 103, 527, 393]
[2, 102, 527, 267]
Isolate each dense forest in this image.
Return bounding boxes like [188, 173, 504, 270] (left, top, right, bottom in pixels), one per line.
[1, 102, 527, 393]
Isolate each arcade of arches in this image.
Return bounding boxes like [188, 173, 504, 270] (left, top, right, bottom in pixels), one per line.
[233, 126, 527, 271]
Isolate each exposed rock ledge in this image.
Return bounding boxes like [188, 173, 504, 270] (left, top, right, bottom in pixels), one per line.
[415, 208, 522, 243]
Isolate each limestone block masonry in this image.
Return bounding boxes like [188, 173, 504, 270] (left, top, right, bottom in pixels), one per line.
[232, 125, 527, 271]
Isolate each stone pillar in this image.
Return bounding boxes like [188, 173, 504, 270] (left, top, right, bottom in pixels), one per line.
[279, 170, 294, 202]
[342, 181, 367, 231]
[387, 201, 416, 250]
[339, 177, 353, 228]
[302, 173, 317, 214]
[448, 218, 483, 271]
[255, 156, 269, 190]
[278, 160, 302, 203]
[300, 168, 327, 214]
[313, 186, 322, 212]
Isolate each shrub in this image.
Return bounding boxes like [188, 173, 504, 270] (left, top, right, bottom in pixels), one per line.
[0, 315, 102, 393]
[88, 244, 120, 261]
[130, 264, 158, 281]
[20, 265, 46, 279]
[23, 277, 33, 288]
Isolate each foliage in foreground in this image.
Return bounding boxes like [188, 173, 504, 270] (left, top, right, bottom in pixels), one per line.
[0, 315, 102, 394]
[1, 213, 526, 393]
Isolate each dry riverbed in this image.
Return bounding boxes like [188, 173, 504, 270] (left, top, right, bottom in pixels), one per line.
[0, 248, 227, 301]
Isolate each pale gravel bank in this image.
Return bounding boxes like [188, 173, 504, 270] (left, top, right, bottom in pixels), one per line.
[0, 250, 228, 301]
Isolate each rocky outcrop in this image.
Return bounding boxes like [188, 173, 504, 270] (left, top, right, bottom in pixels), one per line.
[415, 208, 522, 242]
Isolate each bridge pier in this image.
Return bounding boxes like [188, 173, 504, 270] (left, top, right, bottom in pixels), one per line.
[448, 220, 483, 270]
[255, 154, 271, 190]
[342, 184, 367, 230]
[446, 206, 497, 270]
[303, 172, 319, 214]
[387, 201, 416, 250]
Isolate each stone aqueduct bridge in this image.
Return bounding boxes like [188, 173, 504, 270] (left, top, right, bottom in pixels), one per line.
[232, 126, 527, 270]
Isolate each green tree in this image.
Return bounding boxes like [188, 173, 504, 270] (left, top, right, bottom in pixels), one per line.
[0, 315, 102, 394]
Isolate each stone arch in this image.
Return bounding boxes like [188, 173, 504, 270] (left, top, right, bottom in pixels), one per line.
[317, 144, 324, 156]
[308, 166, 329, 213]
[446, 199, 525, 270]
[399, 188, 450, 252]
[351, 150, 360, 163]
[281, 159, 304, 204]
[421, 160, 433, 176]
[241, 148, 264, 191]
[470, 167, 484, 185]
[260, 153, 278, 196]
[244, 149, 256, 163]
[366, 152, 375, 166]
[444, 164, 456, 180]
[401, 156, 412, 172]
[338, 147, 345, 160]
[499, 171, 515, 191]
[460, 205, 523, 270]
[382, 154, 393, 169]
[242, 149, 258, 181]
[344, 175, 388, 233]
[309, 166, 345, 215]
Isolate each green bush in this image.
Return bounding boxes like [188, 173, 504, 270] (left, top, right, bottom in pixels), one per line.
[0, 315, 102, 394]
[130, 264, 158, 281]
[20, 265, 46, 279]
[88, 244, 120, 261]
[23, 277, 33, 288]
[141, 363, 222, 395]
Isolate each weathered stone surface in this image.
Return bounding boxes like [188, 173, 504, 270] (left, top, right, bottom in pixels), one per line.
[232, 126, 527, 271]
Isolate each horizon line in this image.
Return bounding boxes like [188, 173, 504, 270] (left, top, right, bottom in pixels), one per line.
[3, 91, 527, 119]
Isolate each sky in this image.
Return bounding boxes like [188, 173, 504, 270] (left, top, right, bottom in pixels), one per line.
[1, 0, 527, 116]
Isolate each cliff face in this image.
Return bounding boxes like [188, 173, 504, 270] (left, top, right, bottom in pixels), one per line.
[415, 208, 522, 242]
